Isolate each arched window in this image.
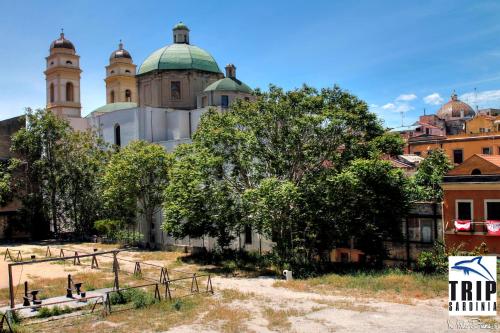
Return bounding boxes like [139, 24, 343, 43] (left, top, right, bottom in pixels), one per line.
[114, 124, 121, 147]
[49, 83, 55, 103]
[66, 82, 74, 102]
[471, 169, 482, 175]
[66, 60, 72, 65]
[110, 90, 115, 103]
[125, 89, 132, 102]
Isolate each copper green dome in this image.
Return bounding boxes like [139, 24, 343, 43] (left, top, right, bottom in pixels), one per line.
[204, 77, 252, 94]
[173, 22, 189, 30]
[138, 44, 221, 75]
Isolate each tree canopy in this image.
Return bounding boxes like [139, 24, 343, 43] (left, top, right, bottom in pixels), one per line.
[163, 85, 410, 267]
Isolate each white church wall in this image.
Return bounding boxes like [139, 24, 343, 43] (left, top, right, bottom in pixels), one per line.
[94, 108, 140, 146]
[166, 110, 190, 140]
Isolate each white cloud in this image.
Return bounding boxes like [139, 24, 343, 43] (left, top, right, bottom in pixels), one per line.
[396, 93, 417, 102]
[423, 93, 444, 105]
[382, 103, 396, 110]
[460, 89, 500, 106]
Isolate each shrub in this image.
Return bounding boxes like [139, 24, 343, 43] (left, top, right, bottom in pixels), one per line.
[94, 219, 121, 238]
[108, 289, 157, 308]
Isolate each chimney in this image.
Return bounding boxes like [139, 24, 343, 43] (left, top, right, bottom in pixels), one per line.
[225, 64, 236, 79]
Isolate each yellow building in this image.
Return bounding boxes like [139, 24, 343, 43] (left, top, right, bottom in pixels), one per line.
[465, 114, 500, 134]
[409, 132, 500, 164]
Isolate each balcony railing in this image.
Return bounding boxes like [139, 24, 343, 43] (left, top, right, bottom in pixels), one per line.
[448, 220, 500, 235]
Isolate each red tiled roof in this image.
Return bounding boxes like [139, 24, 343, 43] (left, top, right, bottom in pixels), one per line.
[477, 154, 500, 168]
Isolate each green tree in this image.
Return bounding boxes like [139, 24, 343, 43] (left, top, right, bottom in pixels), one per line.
[11, 109, 69, 235]
[57, 130, 110, 234]
[163, 85, 410, 268]
[411, 149, 453, 202]
[103, 140, 172, 239]
[0, 160, 18, 206]
[163, 144, 240, 248]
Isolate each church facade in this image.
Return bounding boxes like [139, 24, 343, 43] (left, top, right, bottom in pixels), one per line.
[43, 23, 270, 251]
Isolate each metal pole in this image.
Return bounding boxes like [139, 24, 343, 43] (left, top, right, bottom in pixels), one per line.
[8, 264, 14, 308]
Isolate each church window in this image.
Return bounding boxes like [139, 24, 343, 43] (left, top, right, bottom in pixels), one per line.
[221, 95, 229, 108]
[110, 70, 115, 74]
[125, 69, 131, 73]
[125, 89, 132, 102]
[66, 82, 74, 102]
[110, 90, 115, 103]
[50, 83, 55, 103]
[114, 124, 121, 147]
[171, 81, 181, 100]
[66, 60, 72, 65]
[471, 169, 481, 175]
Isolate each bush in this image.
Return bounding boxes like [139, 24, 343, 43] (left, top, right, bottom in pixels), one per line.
[115, 230, 144, 245]
[109, 288, 157, 308]
[36, 305, 73, 318]
[416, 241, 489, 274]
[94, 219, 121, 238]
[417, 242, 450, 274]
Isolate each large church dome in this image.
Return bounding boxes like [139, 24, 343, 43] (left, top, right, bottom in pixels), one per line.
[436, 92, 475, 120]
[137, 23, 221, 75]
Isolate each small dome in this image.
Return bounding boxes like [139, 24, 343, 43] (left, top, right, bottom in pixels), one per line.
[173, 22, 189, 30]
[110, 41, 132, 60]
[436, 92, 475, 120]
[204, 77, 252, 94]
[50, 32, 75, 50]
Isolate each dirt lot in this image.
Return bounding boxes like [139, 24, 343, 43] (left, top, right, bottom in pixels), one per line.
[0, 243, 498, 333]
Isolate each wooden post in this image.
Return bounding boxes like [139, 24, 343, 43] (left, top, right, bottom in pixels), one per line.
[59, 249, 65, 258]
[165, 281, 172, 301]
[154, 284, 161, 301]
[91, 255, 99, 269]
[4, 248, 10, 261]
[206, 275, 214, 294]
[0, 312, 14, 333]
[134, 262, 141, 276]
[16, 251, 22, 262]
[112, 251, 119, 290]
[194, 274, 199, 292]
[8, 264, 14, 308]
[73, 252, 81, 265]
[45, 246, 52, 257]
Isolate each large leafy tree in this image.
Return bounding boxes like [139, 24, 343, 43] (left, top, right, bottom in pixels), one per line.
[57, 130, 110, 234]
[411, 149, 453, 202]
[11, 109, 69, 235]
[163, 85, 409, 267]
[103, 140, 172, 238]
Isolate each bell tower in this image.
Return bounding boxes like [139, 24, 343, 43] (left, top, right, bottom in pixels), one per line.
[44, 30, 82, 118]
[105, 41, 137, 104]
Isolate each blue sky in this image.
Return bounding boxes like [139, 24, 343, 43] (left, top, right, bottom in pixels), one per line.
[1, 0, 500, 127]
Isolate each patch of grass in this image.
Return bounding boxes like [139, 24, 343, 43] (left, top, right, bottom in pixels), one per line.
[315, 299, 377, 312]
[27, 294, 210, 333]
[263, 307, 304, 331]
[204, 302, 250, 333]
[274, 269, 448, 301]
[220, 289, 254, 301]
[37, 305, 73, 318]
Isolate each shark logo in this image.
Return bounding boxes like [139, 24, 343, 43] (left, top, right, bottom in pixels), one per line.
[451, 256, 495, 281]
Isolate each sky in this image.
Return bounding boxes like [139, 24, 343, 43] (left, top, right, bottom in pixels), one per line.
[1, 0, 500, 127]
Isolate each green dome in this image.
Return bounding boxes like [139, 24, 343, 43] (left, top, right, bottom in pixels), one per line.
[173, 22, 189, 30]
[204, 77, 252, 94]
[90, 102, 137, 115]
[138, 44, 221, 75]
